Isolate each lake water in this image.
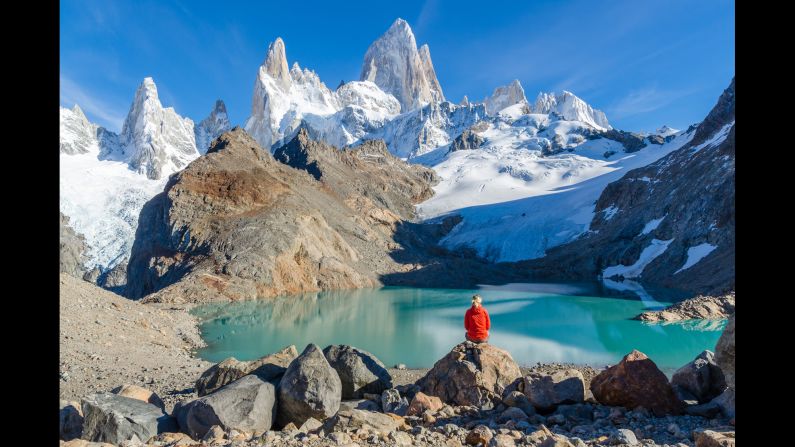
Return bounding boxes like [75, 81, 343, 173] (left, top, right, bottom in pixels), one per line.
[192, 283, 725, 374]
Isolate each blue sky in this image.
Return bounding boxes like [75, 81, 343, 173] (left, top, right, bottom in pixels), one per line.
[60, 0, 734, 134]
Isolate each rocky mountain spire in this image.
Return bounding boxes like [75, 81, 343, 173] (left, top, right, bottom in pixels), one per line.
[359, 18, 445, 112]
[459, 95, 470, 106]
[484, 79, 527, 115]
[119, 77, 199, 180]
[195, 99, 232, 154]
[60, 104, 99, 154]
[264, 37, 291, 91]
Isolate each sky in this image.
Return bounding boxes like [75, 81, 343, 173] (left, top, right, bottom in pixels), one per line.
[60, 0, 734, 134]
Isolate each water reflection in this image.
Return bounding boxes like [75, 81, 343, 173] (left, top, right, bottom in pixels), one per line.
[193, 284, 724, 372]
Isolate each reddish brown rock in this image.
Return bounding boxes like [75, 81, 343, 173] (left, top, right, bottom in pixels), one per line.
[465, 424, 493, 446]
[589, 350, 683, 416]
[406, 391, 444, 416]
[694, 429, 735, 447]
[418, 342, 522, 407]
[111, 384, 165, 410]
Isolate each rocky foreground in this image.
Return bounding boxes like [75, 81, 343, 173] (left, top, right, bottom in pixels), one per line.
[60, 276, 736, 447]
[634, 293, 735, 323]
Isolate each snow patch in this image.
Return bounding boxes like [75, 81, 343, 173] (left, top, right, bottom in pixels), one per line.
[674, 243, 718, 274]
[602, 238, 674, 279]
[640, 215, 666, 235]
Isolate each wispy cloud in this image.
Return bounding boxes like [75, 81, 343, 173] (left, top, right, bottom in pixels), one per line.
[607, 85, 697, 120]
[60, 75, 126, 131]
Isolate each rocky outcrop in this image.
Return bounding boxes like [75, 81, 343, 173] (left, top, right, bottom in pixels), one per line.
[484, 80, 527, 115]
[417, 341, 522, 407]
[635, 292, 734, 322]
[127, 128, 437, 302]
[600, 129, 646, 152]
[60, 212, 88, 277]
[505, 369, 585, 412]
[360, 18, 445, 112]
[323, 345, 393, 399]
[81, 392, 176, 444]
[590, 350, 683, 416]
[195, 345, 297, 396]
[449, 126, 486, 152]
[671, 350, 726, 404]
[277, 344, 342, 427]
[175, 374, 278, 439]
[524, 77, 735, 296]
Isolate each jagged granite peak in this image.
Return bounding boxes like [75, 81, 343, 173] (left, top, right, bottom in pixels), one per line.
[484, 79, 527, 115]
[119, 77, 199, 180]
[523, 78, 735, 295]
[265, 37, 291, 90]
[360, 18, 445, 112]
[60, 104, 99, 154]
[532, 91, 611, 130]
[195, 99, 232, 154]
[656, 125, 679, 137]
[459, 95, 470, 106]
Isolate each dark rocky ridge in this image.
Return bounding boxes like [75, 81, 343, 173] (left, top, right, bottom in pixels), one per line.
[60, 212, 88, 277]
[522, 78, 735, 296]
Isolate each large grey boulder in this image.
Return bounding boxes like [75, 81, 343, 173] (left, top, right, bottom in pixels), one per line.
[507, 369, 585, 412]
[323, 344, 393, 399]
[81, 392, 176, 444]
[175, 374, 277, 439]
[671, 350, 726, 404]
[59, 400, 83, 441]
[277, 344, 342, 427]
[712, 315, 735, 418]
[195, 345, 297, 396]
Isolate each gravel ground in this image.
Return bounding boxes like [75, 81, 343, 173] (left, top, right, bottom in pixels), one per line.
[59, 273, 212, 412]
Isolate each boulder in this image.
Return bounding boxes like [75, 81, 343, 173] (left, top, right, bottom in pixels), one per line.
[195, 345, 297, 396]
[671, 350, 726, 403]
[693, 429, 736, 447]
[715, 315, 735, 390]
[381, 388, 409, 415]
[147, 432, 194, 446]
[508, 369, 585, 412]
[323, 344, 393, 399]
[175, 374, 277, 440]
[406, 391, 444, 416]
[491, 433, 517, 447]
[59, 400, 83, 441]
[277, 343, 342, 427]
[609, 428, 638, 445]
[322, 409, 401, 434]
[81, 392, 176, 444]
[589, 350, 683, 416]
[418, 342, 522, 407]
[111, 384, 165, 410]
[466, 424, 493, 445]
[298, 417, 323, 433]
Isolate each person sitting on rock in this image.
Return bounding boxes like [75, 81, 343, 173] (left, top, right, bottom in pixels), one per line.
[464, 294, 491, 343]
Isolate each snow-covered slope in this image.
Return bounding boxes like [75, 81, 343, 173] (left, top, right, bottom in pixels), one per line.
[60, 77, 200, 274]
[195, 99, 232, 154]
[360, 18, 445, 112]
[532, 91, 612, 131]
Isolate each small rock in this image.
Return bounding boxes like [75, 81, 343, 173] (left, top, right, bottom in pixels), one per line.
[407, 391, 444, 416]
[693, 429, 736, 447]
[609, 428, 638, 445]
[490, 433, 516, 447]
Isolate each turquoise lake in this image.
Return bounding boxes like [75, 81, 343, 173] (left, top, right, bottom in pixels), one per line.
[192, 283, 725, 374]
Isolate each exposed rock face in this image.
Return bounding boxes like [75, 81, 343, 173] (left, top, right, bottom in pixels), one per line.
[589, 350, 683, 416]
[671, 350, 726, 404]
[59, 400, 83, 441]
[195, 99, 232, 154]
[81, 392, 176, 444]
[360, 18, 445, 112]
[195, 345, 297, 396]
[713, 314, 735, 418]
[277, 344, 342, 427]
[118, 77, 200, 180]
[449, 127, 485, 152]
[175, 374, 278, 439]
[600, 129, 647, 153]
[506, 369, 586, 412]
[97, 259, 128, 294]
[417, 341, 522, 407]
[635, 292, 735, 322]
[484, 80, 527, 115]
[60, 212, 88, 277]
[524, 78, 735, 296]
[127, 128, 437, 302]
[60, 105, 97, 154]
[323, 344, 393, 399]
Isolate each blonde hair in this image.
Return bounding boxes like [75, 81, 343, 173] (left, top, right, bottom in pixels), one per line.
[472, 294, 482, 306]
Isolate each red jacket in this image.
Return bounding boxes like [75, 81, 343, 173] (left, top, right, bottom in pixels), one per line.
[464, 305, 490, 340]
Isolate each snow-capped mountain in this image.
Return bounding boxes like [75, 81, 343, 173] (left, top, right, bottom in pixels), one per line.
[195, 99, 232, 154]
[60, 77, 204, 280]
[360, 18, 445, 112]
[114, 77, 200, 180]
[532, 91, 612, 131]
[655, 125, 679, 137]
[484, 80, 528, 115]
